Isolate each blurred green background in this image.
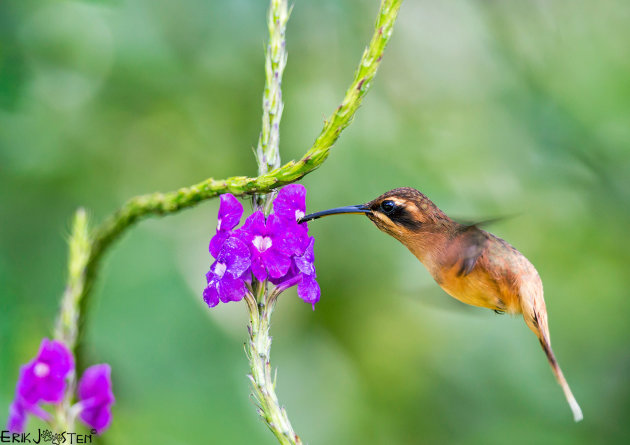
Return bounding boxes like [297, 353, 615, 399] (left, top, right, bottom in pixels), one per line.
[1, 0, 629, 443]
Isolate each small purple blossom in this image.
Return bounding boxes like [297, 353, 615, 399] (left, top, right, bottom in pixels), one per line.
[271, 237, 320, 308]
[17, 339, 73, 405]
[204, 236, 252, 307]
[77, 364, 115, 434]
[209, 194, 244, 258]
[204, 184, 320, 308]
[6, 339, 115, 435]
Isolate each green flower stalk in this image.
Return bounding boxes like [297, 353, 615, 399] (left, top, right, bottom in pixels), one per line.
[53, 208, 90, 432]
[245, 287, 301, 445]
[55, 208, 91, 351]
[246, 1, 298, 439]
[256, 0, 289, 177]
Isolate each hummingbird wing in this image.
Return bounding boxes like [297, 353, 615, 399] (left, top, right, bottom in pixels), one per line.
[453, 214, 520, 228]
[445, 225, 489, 277]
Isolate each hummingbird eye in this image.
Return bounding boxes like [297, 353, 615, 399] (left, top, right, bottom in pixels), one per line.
[380, 200, 396, 214]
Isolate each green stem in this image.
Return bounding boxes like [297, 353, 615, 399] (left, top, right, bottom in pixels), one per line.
[53, 208, 90, 431]
[245, 291, 300, 445]
[246, 1, 302, 442]
[256, 0, 289, 177]
[55, 208, 90, 350]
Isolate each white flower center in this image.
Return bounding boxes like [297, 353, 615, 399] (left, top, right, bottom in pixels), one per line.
[214, 262, 227, 278]
[33, 362, 50, 378]
[295, 210, 305, 221]
[252, 236, 272, 252]
[217, 218, 222, 231]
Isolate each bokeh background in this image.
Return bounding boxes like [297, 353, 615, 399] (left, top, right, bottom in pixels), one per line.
[1, 0, 629, 443]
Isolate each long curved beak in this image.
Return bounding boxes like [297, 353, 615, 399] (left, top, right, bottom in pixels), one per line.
[299, 204, 371, 223]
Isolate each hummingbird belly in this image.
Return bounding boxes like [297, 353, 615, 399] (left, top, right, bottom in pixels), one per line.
[433, 263, 522, 314]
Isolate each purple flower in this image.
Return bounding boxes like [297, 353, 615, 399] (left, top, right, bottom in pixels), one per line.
[235, 211, 295, 281]
[77, 364, 115, 434]
[270, 236, 320, 309]
[6, 339, 72, 433]
[204, 236, 252, 307]
[203, 184, 321, 309]
[209, 194, 243, 258]
[17, 339, 73, 405]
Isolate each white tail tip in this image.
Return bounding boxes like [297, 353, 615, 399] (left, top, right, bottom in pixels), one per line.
[568, 394, 583, 422]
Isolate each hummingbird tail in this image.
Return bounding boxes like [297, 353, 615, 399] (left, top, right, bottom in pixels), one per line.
[520, 281, 583, 422]
[538, 336, 583, 422]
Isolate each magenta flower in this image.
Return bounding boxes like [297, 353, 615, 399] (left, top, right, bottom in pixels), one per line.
[272, 236, 320, 308]
[6, 339, 116, 435]
[17, 339, 73, 405]
[203, 185, 320, 309]
[204, 236, 252, 307]
[77, 364, 115, 434]
[209, 194, 244, 258]
[235, 211, 294, 281]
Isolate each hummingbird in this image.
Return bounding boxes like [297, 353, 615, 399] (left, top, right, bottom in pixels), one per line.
[300, 187, 583, 422]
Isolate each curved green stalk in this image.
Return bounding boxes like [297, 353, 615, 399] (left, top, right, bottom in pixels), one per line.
[50, 1, 402, 442]
[65, 0, 402, 373]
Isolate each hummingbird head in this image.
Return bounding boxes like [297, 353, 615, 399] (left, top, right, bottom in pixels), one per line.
[364, 187, 450, 240]
[299, 187, 450, 241]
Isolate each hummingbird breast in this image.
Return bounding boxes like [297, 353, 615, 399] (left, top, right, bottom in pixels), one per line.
[435, 257, 523, 313]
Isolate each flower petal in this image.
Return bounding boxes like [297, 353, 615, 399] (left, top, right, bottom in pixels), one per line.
[17, 339, 73, 405]
[218, 237, 251, 278]
[217, 276, 247, 303]
[37, 339, 74, 377]
[217, 194, 243, 231]
[273, 184, 306, 222]
[77, 364, 114, 435]
[269, 263, 298, 285]
[203, 284, 219, 308]
[263, 248, 291, 279]
[269, 214, 307, 257]
[238, 211, 266, 240]
[7, 399, 26, 433]
[37, 377, 66, 404]
[250, 255, 268, 282]
[205, 267, 217, 283]
[209, 231, 229, 258]
[294, 237, 316, 276]
[80, 405, 112, 435]
[297, 274, 320, 306]
[270, 264, 303, 293]
[78, 365, 115, 404]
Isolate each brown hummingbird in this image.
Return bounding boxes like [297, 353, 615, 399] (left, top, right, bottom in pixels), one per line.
[300, 187, 583, 422]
